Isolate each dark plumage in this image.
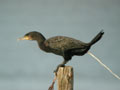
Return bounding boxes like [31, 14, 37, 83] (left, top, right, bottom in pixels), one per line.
[18, 30, 104, 72]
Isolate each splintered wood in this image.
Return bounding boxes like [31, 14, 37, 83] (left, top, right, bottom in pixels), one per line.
[57, 66, 74, 90]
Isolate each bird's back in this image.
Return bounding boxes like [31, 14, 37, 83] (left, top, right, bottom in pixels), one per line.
[44, 36, 89, 56]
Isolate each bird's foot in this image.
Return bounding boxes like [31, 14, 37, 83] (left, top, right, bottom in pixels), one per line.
[53, 64, 65, 75]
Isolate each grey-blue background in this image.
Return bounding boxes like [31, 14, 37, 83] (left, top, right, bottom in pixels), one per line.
[0, 0, 120, 90]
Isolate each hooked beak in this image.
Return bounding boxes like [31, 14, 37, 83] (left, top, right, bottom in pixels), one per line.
[17, 36, 32, 41]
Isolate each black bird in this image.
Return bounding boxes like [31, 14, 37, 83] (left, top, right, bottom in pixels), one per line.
[18, 30, 104, 72]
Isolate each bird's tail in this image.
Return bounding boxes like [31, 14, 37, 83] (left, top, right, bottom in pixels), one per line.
[89, 30, 104, 46]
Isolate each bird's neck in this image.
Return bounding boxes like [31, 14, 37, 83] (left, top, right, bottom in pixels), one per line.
[36, 33, 46, 44]
[37, 40, 49, 52]
[36, 34, 49, 52]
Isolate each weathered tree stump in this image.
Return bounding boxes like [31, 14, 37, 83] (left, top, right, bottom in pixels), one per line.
[57, 66, 74, 90]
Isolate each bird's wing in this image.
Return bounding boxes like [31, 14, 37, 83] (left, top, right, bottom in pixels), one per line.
[44, 36, 87, 52]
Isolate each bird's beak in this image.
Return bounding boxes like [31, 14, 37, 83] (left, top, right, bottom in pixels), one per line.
[17, 36, 32, 41]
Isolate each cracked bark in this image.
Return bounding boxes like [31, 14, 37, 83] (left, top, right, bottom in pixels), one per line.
[57, 66, 73, 90]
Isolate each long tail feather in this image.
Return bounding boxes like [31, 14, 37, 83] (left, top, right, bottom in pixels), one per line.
[89, 30, 104, 46]
[88, 51, 120, 80]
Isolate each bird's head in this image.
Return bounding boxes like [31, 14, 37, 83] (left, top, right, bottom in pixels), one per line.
[18, 31, 46, 42]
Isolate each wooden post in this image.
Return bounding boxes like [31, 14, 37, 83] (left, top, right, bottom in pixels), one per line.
[57, 66, 74, 90]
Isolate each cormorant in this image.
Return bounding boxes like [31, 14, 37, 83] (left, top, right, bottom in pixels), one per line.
[18, 30, 104, 72]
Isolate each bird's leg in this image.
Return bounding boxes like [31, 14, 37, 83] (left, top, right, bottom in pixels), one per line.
[54, 60, 68, 74]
